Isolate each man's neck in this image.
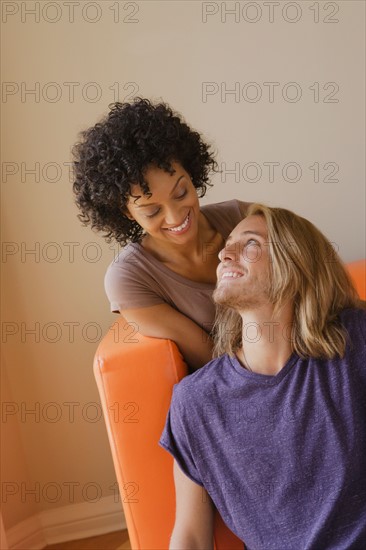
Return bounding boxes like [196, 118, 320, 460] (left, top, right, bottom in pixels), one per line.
[237, 303, 294, 376]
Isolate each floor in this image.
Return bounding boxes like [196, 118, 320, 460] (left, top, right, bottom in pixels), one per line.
[44, 529, 131, 550]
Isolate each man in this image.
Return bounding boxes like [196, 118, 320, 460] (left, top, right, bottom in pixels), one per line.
[159, 204, 366, 550]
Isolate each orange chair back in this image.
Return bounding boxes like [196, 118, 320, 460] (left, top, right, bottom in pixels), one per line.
[347, 259, 366, 299]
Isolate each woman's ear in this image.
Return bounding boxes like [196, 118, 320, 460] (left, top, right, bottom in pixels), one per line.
[124, 211, 135, 221]
[121, 206, 135, 221]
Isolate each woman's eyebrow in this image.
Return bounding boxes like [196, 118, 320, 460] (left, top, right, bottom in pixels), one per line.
[135, 175, 185, 208]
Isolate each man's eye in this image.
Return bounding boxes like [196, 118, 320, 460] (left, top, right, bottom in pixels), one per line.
[145, 208, 160, 218]
[246, 239, 259, 247]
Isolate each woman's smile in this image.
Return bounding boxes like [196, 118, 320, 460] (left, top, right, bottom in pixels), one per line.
[165, 211, 192, 234]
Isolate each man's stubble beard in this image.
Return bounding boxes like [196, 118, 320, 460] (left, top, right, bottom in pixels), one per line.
[213, 276, 272, 311]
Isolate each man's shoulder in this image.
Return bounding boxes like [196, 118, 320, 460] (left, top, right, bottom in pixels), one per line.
[173, 355, 229, 403]
[339, 306, 366, 341]
[339, 306, 366, 326]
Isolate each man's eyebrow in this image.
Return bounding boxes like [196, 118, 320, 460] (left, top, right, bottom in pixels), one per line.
[225, 230, 266, 244]
[134, 175, 185, 208]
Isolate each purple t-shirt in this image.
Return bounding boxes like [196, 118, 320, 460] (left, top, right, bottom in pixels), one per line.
[159, 308, 366, 549]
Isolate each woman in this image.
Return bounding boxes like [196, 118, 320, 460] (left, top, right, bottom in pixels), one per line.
[73, 98, 249, 370]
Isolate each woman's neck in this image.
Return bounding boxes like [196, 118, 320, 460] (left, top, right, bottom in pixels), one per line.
[140, 212, 224, 284]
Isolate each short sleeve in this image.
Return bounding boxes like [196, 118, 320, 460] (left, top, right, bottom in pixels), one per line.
[104, 247, 166, 313]
[159, 385, 204, 487]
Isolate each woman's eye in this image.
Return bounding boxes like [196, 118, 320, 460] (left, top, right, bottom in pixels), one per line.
[176, 189, 187, 199]
[145, 208, 160, 218]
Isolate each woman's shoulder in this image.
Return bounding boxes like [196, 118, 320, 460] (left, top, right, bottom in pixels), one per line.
[104, 242, 155, 293]
[104, 242, 167, 312]
[201, 199, 251, 237]
[105, 242, 142, 274]
[201, 198, 250, 218]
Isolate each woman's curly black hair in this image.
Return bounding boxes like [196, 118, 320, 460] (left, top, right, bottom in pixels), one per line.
[72, 98, 218, 245]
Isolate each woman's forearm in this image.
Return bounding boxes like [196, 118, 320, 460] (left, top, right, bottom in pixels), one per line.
[170, 528, 214, 550]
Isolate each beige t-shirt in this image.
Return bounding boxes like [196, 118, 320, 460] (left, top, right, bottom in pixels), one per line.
[104, 200, 250, 331]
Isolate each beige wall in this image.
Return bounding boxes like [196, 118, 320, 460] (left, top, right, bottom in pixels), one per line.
[1, 354, 40, 528]
[2, 0, 365, 535]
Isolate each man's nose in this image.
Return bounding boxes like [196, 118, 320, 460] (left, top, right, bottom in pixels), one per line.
[218, 242, 241, 262]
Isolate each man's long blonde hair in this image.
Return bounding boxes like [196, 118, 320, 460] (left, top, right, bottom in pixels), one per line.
[213, 204, 360, 359]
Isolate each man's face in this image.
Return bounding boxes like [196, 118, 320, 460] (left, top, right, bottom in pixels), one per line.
[213, 215, 272, 311]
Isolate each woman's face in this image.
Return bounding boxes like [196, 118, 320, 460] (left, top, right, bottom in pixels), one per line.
[125, 161, 201, 247]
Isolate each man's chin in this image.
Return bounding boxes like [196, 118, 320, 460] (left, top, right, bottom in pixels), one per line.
[213, 287, 271, 311]
[213, 288, 237, 308]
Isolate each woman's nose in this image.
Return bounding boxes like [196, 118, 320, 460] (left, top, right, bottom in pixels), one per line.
[164, 207, 184, 226]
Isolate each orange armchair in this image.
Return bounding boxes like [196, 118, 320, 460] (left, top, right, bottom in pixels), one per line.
[93, 260, 365, 550]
